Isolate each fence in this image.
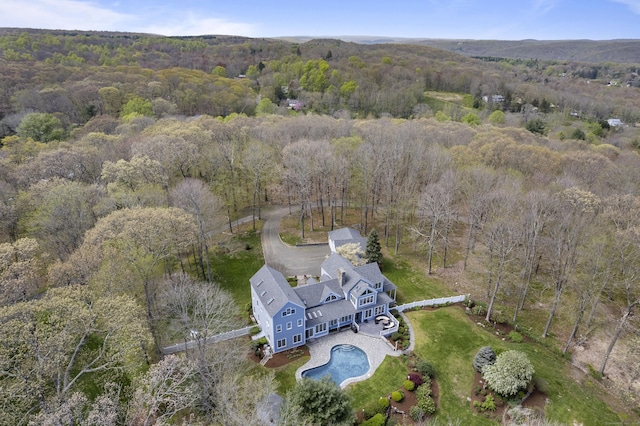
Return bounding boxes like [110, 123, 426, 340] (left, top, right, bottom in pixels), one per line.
[162, 325, 254, 355]
[394, 294, 468, 313]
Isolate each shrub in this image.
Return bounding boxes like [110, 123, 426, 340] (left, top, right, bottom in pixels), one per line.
[391, 390, 404, 402]
[508, 331, 523, 343]
[418, 395, 436, 415]
[407, 373, 423, 387]
[416, 359, 435, 378]
[403, 380, 415, 391]
[473, 346, 497, 373]
[472, 305, 486, 316]
[482, 350, 535, 397]
[362, 401, 381, 419]
[416, 383, 432, 400]
[362, 413, 385, 426]
[391, 332, 402, 341]
[410, 405, 425, 422]
[249, 326, 260, 335]
[378, 397, 390, 410]
[481, 394, 496, 411]
[258, 337, 268, 346]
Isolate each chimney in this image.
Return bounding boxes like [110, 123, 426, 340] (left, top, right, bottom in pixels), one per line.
[338, 268, 345, 286]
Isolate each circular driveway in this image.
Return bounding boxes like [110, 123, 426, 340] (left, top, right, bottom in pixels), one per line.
[260, 206, 330, 277]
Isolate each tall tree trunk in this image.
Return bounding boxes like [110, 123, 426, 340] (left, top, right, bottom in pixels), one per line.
[394, 212, 400, 256]
[563, 306, 584, 354]
[542, 283, 565, 338]
[442, 223, 450, 269]
[599, 309, 631, 375]
[300, 203, 305, 239]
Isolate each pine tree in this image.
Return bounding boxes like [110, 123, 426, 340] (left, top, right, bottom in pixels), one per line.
[365, 229, 382, 265]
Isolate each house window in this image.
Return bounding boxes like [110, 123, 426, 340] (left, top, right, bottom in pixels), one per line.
[359, 294, 374, 307]
[364, 308, 373, 319]
[297, 319, 303, 327]
[315, 323, 327, 334]
[324, 294, 337, 303]
[276, 324, 282, 333]
[277, 338, 286, 349]
[287, 321, 292, 330]
[339, 315, 352, 323]
[329, 319, 338, 327]
[375, 305, 385, 315]
[293, 334, 302, 344]
[282, 307, 296, 317]
[375, 281, 382, 290]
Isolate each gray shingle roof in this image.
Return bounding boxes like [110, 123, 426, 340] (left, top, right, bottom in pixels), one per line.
[354, 262, 397, 292]
[328, 227, 362, 241]
[328, 227, 367, 252]
[250, 265, 304, 316]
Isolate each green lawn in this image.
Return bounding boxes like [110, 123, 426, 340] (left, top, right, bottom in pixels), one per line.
[381, 256, 449, 304]
[346, 356, 408, 409]
[406, 307, 622, 425]
[273, 355, 310, 395]
[210, 230, 264, 312]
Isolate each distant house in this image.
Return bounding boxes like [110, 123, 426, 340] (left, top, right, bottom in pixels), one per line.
[482, 95, 504, 103]
[328, 227, 367, 253]
[607, 118, 623, 127]
[250, 228, 397, 353]
[286, 99, 305, 110]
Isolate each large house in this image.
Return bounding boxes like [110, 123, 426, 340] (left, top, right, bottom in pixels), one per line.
[250, 229, 397, 353]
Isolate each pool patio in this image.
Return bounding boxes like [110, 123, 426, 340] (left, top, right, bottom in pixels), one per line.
[295, 326, 403, 388]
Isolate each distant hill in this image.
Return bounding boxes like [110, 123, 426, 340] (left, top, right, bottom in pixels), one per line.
[283, 36, 640, 64]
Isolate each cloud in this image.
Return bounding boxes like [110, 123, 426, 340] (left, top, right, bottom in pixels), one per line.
[138, 13, 258, 37]
[0, 0, 257, 36]
[610, 0, 640, 14]
[0, 0, 133, 31]
[531, 0, 558, 15]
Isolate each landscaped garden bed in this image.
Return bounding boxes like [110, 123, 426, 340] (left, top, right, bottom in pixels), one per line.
[357, 354, 439, 425]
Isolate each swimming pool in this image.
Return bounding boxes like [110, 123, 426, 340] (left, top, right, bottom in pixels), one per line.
[301, 344, 370, 386]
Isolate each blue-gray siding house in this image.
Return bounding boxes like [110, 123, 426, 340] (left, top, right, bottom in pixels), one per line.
[251, 228, 397, 353]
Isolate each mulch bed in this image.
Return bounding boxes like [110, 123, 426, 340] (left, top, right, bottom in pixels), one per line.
[246, 340, 310, 369]
[470, 370, 547, 421]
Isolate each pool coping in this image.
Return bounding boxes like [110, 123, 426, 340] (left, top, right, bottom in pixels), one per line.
[295, 328, 402, 388]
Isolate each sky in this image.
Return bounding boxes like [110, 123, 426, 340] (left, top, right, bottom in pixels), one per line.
[0, 0, 639, 40]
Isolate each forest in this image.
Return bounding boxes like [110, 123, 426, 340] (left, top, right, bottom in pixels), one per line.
[0, 29, 639, 425]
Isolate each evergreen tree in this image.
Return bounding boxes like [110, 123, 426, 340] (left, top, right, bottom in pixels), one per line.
[365, 229, 382, 265]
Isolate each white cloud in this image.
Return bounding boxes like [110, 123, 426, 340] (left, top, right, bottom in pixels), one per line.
[138, 13, 258, 37]
[531, 0, 558, 15]
[610, 0, 640, 14]
[0, 0, 257, 36]
[0, 0, 133, 31]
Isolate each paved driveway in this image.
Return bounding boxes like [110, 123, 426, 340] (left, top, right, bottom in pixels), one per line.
[261, 206, 330, 277]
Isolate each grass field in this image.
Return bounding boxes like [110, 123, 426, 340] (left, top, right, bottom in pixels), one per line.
[406, 307, 622, 425]
[346, 356, 408, 409]
[210, 229, 264, 315]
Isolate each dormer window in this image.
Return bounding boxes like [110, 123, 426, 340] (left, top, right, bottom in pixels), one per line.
[282, 307, 296, 317]
[359, 293, 375, 307]
[324, 294, 338, 303]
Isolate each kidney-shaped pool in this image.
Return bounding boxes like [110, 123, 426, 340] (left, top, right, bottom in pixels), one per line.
[301, 344, 370, 386]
